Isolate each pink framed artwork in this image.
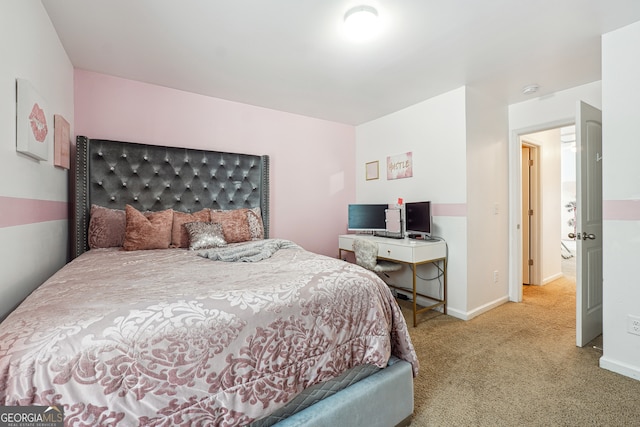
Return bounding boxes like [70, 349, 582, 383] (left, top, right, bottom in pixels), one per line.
[16, 78, 50, 161]
[54, 114, 70, 169]
[387, 152, 413, 180]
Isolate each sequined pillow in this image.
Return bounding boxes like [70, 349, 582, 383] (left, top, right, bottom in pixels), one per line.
[184, 222, 227, 251]
[123, 205, 174, 251]
[247, 207, 265, 240]
[171, 209, 211, 248]
[88, 205, 126, 249]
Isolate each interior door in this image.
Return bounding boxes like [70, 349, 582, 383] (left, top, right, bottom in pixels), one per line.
[521, 146, 531, 285]
[575, 101, 603, 347]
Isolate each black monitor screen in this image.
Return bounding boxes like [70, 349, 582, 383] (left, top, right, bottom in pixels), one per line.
[405, 201, 431, 235]
[347, 204, 388, 231]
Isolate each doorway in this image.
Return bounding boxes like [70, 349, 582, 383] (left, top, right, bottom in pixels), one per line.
[519, 127, 571, 290]
[508, 101, 603, 348]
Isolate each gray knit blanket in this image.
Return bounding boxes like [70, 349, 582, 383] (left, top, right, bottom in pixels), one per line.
[197, 239, 301, 262]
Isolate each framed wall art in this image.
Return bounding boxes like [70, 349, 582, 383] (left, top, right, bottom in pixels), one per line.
[366, 160, 379, 180]
[54, 114, 70, 169]
[16, 78, 50, 161]
[387, 151, 413, 180]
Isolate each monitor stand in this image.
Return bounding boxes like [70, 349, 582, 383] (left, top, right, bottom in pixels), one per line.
[407, 233, 437, 241]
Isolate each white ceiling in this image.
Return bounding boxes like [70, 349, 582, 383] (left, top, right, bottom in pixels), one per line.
[41, 0, 640, 125]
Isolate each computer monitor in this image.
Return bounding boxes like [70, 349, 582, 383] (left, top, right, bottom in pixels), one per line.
[347, 204, 388, 232]
[405, 201, 432, 238]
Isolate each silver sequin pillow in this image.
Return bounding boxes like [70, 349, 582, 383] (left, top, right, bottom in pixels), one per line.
[184, 221, 227, 251]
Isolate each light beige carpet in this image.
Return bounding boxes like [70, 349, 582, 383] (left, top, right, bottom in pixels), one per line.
[401, 277, 640, 426]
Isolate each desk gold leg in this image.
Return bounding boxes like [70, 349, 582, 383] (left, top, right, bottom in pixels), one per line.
[443, 259, 447, 315]
[412, 263, 417, 327]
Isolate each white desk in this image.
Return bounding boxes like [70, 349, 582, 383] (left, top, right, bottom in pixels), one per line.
[338, 234, 447, 327]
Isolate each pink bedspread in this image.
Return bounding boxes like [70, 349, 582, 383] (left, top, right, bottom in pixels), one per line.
[0, 242, 418, 426]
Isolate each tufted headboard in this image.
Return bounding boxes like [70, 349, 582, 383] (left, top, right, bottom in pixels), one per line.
[71, 136, 269, 259]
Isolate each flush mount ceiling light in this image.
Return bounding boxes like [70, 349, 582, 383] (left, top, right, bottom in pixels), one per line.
[522, 84, 540, 95]
[343, 5, 380, 41]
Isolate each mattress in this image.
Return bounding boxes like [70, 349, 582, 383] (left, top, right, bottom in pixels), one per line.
[0, 242, 418, 426]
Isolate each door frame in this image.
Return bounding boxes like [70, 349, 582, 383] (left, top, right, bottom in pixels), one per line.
[520, 142, 541, 286]
[508, 118, 573, 301]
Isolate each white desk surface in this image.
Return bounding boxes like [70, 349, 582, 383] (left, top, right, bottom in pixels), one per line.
[338, 234, 446, 264]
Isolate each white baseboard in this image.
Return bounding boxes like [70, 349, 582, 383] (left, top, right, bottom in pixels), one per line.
[395, 291, 509, 322]
[600, 356, 640, 381]
[542, 272, 564, 285]
[465, 296, 510, 320]
[442, 296, 510, 321]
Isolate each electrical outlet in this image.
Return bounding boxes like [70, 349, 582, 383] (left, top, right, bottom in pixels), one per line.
[628, 315, 640, 336]
[493, 270, 499, 283]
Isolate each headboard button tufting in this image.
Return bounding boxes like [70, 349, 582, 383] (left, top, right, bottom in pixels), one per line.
[73, 137, 269, 259]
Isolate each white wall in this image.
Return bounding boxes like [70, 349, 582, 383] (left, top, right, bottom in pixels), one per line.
[509, 82, 602, 131]
[355, 86, 510, 320]
[600, 20, 640, 380]
[356, 88, 469, 317]
[0, 2, 74, 319]
[465, 87, 510, 317]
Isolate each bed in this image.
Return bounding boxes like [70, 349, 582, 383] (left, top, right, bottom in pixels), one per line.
[0, 136, 418, 426]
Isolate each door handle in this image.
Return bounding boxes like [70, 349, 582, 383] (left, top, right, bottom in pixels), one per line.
[568, 232, 596, 240]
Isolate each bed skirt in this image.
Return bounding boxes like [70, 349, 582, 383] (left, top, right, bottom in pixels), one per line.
[273, 357, 413, 427]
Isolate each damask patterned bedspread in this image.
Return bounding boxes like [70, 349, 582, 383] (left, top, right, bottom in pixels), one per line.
[0, 242, 418, 426]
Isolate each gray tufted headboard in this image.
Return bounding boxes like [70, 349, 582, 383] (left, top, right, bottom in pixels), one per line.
[71, 136, 269, 259]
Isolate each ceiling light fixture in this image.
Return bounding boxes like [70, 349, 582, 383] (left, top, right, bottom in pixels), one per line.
[522, 84, 540, 95]
[343, 5, 380, 41]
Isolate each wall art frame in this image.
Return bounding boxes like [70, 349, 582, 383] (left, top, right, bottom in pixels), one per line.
[54, 114, 70, 169]
[387, 151, 413, 180]
[366, 160, 379, 180]
[16, 78, 50, 161]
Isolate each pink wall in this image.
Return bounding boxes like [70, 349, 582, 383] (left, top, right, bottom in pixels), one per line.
[74, 70, 355, 256]
[0, 197, 68, 228]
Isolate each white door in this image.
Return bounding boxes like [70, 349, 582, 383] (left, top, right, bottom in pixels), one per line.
[574, 101, 603, 347]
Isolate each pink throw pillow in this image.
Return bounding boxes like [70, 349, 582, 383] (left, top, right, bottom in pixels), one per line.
[123, 205, 174, 251]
